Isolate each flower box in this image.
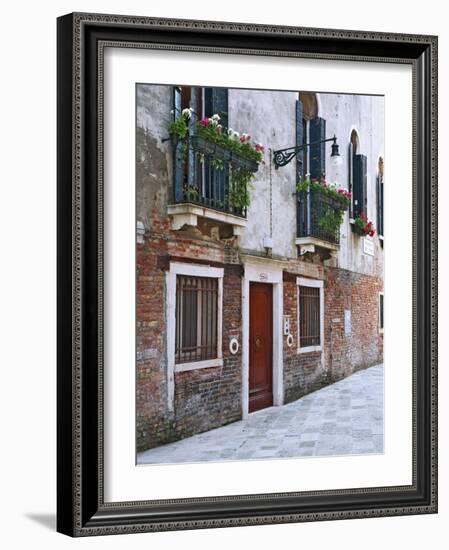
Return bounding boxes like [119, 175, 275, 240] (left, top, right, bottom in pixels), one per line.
[190, 135, 258, 173]
[351, 222, 367, 236]
[230, 153, 258, 173]
[351, 214, 376, 237]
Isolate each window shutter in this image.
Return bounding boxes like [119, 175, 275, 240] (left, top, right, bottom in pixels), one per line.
[348, 142, 354, 216]
[309, 117, 326, 180]
[377, 174, 384, 237]
[173, 86, 184, 202]
[296, 99, 304, 182]
[205, 87, 228, 128]
[353, 154, 368, 217]
[204, 88, 229, 207]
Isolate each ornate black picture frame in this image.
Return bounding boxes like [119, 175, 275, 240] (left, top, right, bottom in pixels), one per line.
[57, 12, 438, 536]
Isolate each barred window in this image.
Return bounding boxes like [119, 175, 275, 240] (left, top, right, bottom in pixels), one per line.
[299, 285, 321, 348]
[175, 275, 218, 363]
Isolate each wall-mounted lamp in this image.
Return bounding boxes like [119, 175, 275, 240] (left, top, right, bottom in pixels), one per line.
[273, 135, 342, 169]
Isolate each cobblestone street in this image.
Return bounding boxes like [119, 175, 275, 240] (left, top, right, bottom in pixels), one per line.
[137, 364, 384, 465]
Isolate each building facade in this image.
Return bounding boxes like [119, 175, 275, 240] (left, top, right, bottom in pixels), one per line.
[136, 84, 384, 452]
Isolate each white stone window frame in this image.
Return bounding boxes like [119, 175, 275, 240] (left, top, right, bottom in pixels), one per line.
[166, 262, 224, 411]
[379, 291, 384, 334]
[296, 277, 324, 354]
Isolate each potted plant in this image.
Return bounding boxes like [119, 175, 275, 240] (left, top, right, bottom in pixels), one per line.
[352, 213, 376, 237]
[167, 107, 192, 148]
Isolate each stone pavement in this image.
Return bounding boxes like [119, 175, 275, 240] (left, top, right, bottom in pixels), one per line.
[137, 364, 384, 465]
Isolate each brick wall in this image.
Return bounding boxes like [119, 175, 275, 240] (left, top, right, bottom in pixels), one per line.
[324, 266, 383, 381]
[282, 267, 383, 405]
[172, 264, 243, 441]
[136, 229, 244, 451]
[136, 107, 246, 451]
[283, 275, 326, 403]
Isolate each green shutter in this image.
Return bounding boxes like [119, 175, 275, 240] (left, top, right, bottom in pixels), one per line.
[309, 117, 326, 180]
[173, 86, 183, 202]
[353, 154, 368, 217]
[377, 174, 384, 236]
[296, 99, 304, 182]
[204, 88, 229, 207]
[205, 87, 228, 128]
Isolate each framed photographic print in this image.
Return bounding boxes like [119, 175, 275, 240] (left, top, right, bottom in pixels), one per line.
[57, 12, 438, 536]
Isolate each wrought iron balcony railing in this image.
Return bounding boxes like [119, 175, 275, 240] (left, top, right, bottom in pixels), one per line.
[172, 136, 259, 219]
[297, 188, 341, 246]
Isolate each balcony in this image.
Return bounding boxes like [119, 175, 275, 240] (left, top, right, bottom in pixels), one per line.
[296, 188, 341, 255]
[169, 135, 259, 236]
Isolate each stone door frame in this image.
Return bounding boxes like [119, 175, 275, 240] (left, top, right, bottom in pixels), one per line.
[242, 257, 284, 419]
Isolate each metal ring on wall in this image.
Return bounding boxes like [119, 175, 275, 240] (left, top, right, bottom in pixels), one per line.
[286, 334, 294, 347]
[229, 338, 239, 355]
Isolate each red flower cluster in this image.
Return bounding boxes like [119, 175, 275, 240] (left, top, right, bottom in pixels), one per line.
[337, 188, 352, 201]
[310, 177, 351, 200]
[357, 212, 376, 237]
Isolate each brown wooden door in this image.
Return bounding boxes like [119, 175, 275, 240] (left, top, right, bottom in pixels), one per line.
[249, 282, 273, 413]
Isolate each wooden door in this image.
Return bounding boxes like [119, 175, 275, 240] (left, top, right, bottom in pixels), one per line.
[249, 282, 273, 413]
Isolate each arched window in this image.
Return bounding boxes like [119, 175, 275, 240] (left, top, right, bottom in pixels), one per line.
[296, 92, 325, 182]
[377, 157, 384, 239]
[348, 129, 367, 218]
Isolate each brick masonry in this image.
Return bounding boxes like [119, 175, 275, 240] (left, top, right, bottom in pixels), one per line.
[282, 268, 383, 406]
[323, 266, 383, 380]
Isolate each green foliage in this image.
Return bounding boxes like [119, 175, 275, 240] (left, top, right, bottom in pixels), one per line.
[229, 169, 255, 211]
[195, 121, 264, 164]
[168, 111, 265, 211]
[296, 179, 351, 209]
[317, 208, 344, 237]
[353, 214, 376, 237]
[168, 113, 189, 140]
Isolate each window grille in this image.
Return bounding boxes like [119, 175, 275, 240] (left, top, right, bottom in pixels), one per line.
[299, 285, 321, 347]
[175, 275, 218, 363]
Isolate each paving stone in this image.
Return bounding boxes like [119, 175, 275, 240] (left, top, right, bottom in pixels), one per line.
[137, 364, 384, 464]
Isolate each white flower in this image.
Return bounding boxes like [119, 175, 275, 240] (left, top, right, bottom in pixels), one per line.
[211, 113, 221, 121]
[228, 128, 234, 136]
[233, 131, 240, 140]
[182, 108, 192, 118]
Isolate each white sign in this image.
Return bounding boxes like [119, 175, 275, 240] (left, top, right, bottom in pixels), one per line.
[363, 237, 375, 256]
[344, 309, 352, 335]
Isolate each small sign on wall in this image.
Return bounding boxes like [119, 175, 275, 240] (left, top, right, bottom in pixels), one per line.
[344, 309, 352, 335]
[363, 237, 375, 256]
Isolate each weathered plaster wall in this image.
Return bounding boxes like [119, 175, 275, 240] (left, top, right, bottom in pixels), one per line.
[229, 89, 298, 259]
[319, 93, 385, 278]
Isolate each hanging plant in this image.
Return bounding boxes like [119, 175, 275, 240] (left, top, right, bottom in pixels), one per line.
[317, 208, 345, 238]
[228, 169, 255, 211]
[353, 213, 376, 237]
